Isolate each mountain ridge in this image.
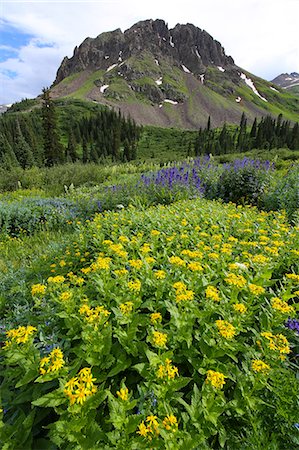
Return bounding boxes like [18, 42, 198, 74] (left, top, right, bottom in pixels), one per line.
[54, 19, 235, 85]
[42, 19, 299, 128]
[271, 72, 299, 95]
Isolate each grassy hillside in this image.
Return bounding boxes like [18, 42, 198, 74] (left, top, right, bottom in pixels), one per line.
[49, 61, 299, 128]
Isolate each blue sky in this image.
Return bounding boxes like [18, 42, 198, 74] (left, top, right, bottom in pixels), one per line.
[1, 0, 299, 104]
[0, 21, 33, 62]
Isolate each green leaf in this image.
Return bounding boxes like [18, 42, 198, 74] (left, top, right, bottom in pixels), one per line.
[168, 377, 192, 392]
[218, 426, 227, 448]
[125, 415, 141, 434]
[145, 349, 160, 366]
[16, 369, 38, 388]
[132, 363, 146, 374]
[108, 356, 131, 377]
[32, 389, 66, 407]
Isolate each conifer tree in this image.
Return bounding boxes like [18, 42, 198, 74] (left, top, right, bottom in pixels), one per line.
[66, 130, 78, 162]
[41, 87, 63, 166]
[0, 134, 19, 169]
[14, 121, 35, 168]
[290, 122, 299, 150]
[82, 138, 90, 163]
[237, 112, 248, 152]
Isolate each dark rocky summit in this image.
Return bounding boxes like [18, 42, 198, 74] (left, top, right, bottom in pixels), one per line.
[54, 19, 235, 85]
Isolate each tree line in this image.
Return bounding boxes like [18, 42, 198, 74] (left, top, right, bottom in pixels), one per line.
[0, 88, 298, 170]
[0, 88, 141, 169]
[194, 113, 299, 156]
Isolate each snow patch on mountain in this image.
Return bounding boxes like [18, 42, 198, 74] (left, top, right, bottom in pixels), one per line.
[164, 99, 178, 105]
[195, 48, 201, 59]
[182, 65, 191, 73]
[106, 63, 118, 72]
[100, 85, 109, 93]
[240, 73, 267, 102]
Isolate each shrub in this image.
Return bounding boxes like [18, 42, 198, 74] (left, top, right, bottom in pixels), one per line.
[262, 164, 299, 221]
[213, 158, 273, 205]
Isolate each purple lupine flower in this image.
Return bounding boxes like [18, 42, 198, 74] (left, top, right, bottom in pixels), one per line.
[285, 318, 299, 333]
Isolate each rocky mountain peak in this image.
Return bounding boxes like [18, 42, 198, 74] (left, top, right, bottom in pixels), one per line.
[54, 19, 235, 84]
[271, 71, 299, 93]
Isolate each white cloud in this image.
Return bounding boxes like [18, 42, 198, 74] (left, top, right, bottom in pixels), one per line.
[1, 0, 299, 103]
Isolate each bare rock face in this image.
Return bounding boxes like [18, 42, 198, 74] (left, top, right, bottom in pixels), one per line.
[54, 19, 235, 85]
[271, 72, 299, 91]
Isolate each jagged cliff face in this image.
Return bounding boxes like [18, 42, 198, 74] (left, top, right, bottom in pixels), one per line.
[54, 19, 234, 85]
[50, 19, 299, 128]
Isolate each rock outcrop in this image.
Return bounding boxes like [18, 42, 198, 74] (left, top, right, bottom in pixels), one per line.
[54, 19, 235, 85]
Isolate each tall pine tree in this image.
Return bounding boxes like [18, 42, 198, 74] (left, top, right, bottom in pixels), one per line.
[41, 88, 64, 166]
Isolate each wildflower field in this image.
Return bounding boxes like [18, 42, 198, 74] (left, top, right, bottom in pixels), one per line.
[1, 197, 299, 449]
[0, 158, 298, 240]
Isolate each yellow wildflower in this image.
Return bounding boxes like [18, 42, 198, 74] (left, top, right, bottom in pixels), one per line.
[118, 235, 129, 243]
[286, 274, 299, 283]
[208, 252, 219, 260]
[261, 332, 290, 354]
[150, 312, 162, 325]
[206, 286, 220, 302]
[31, 284, 46, 296]
[187, 262, 203, 271]
[251, 255, 269, 265]
[4, 325, 37, 347]
[137, 421, 150, 437]
[152, 331, 168, 348]
[206, 370, 226, 389]
[47, 275, 65, 284]
[151, 229, 160, 236]
[79, 304, 110, 328]
[233, 303, 247, 314]
[129, 259, 143, 269]
[248, 284, 265, 296]
[252, 359, 270, 373]
[128, 279, 141, 292]
[64, 367, 97, 406]
[114, 268, 129, 277]
[216, 320, 236, 339]
[173, 281, 187, 293]
[271, 297, 294, 314]
[39, 347, 65, 375]
[154, 270, 166, 279]
[225, 273, 247, 289]
[90, 256, 111, 271]
[145, 256, 155, 264]
[176, 289, 194, 303]
[60, 291, 72, 301]
[140, 243, 151, 254]
[117, 387, 129, 401]
[169, 256, 186, 267]
[163, 414, 178, 432]
[157, 359, 179, 380]
[146, 415, 159, 433]
[120, 302, 134, 315]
